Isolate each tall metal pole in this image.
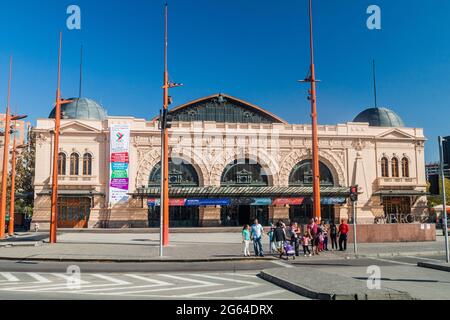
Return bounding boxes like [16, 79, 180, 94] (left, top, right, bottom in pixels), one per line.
[50, 32, 63, 244]
[352, 200, 358, 255]
[308, 0, 321, 221]
[0, 57, 13, 240]
[372, 59, 378, 108]
[161, 4, 170, 248]
[438, 136, 449, 263]
[8, 131, 17, 236]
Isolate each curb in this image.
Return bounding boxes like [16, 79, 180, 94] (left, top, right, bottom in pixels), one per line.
[354, 251, 445, 259]
[0, 256, 277, 263]
[0, 241, 43, 248]
[417, 261, 450, 272]
[259, 269, 413, 300]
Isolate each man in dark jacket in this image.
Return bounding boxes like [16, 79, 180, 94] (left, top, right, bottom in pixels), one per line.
[273, 221, 286, 258]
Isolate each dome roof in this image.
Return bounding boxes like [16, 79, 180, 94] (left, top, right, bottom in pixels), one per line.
[49, 97, 107, 121]
[353, 107, 404, 127]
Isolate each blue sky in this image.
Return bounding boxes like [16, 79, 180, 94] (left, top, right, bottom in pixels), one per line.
[0, 0, 449, 162]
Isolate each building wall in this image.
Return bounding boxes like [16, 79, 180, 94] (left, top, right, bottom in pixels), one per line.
[32, 117, 427, 228]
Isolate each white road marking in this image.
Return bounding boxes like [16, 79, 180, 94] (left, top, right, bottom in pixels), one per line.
[370, 257, 415, 266]
[159, 274, 217, 286]
[90, 274, 130, 285]
[52, 273, 90, 284]
[106, 284, 213, 296]
[271, 260, 295, 268]
[179, 285, 250, 298]
[407, 256, 443, 262]
[0, 273, 19, 282]
[124, 274, 172, 286]
[244, 289, 286, 299]
[191, 274, 258, 285]
[27, 273, 52, 283]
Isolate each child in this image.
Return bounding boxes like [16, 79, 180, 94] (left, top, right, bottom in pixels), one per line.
[242, 225, 251, 257]
[301, 233, 311, 256]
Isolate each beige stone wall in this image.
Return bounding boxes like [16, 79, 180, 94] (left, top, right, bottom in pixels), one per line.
[32, 114, 428, 228]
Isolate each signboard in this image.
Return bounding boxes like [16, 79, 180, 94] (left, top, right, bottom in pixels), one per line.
[147, 198, 186, 207]
[272, 198, 304, 206]
[109, 124, 131, 205]
[185, 199, 231, 207]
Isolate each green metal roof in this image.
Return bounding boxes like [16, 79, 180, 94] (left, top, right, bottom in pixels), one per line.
[133, 186, 350, 198]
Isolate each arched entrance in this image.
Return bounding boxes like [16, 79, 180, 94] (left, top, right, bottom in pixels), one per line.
[147, 158, 200, 227]
[289, 159, 338, 224]
[220, 159, 270, 226]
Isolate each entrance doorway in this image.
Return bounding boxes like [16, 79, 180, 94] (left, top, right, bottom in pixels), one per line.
[148, 206, 199, 227]
[289, 204, 336, 225]
[57, 197, 91, 228]
[221, 205, 269, 226]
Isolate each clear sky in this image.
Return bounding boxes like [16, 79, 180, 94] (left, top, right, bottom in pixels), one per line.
[0, 0, 449, 162]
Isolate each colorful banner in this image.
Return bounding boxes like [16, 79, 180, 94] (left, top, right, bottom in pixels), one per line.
[147, 198, 186, 207]
[272, 198, 305, 206]
[109, 124, 131, 205]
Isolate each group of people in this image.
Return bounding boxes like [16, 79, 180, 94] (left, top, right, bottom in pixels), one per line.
[242, 218, 350, 258]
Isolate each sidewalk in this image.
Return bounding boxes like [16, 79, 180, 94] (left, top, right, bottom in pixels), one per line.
[0, 232, 446, 262]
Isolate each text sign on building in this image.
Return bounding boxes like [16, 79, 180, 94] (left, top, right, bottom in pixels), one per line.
[109, 124, 131, 205]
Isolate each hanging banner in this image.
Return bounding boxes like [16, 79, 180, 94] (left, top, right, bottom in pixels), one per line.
[185, 198, 231, 207]
[230, 198, 272, 206]
[320, 197, 347, 205]
[109, 124, 131, 205]
[273, 198, 305, 206]
[148, 198, 186, 207]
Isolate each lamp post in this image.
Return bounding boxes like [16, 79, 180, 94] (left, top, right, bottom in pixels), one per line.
[8, 118, 27, 237]
[438, 136, 449, 263]
[49, 32, 73, 244]
[299, 0, 321, 222]
[0, 57, 13, 240]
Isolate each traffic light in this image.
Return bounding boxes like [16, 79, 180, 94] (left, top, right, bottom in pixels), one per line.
[159, 109, 173, 130]
[350, 185, 358, 202]
[429, 174, 440, 195]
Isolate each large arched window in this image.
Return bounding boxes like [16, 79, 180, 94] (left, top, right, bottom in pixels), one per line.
[70, 153, 79, 176]
[391, 157, 399, 178]
[402, 157, 409, 178]
[381, 157, 389, 177]
[289, 160, 334, 186]
[148, 158, 199, 187]
[83, 153, 92, 176]
[58, 153, 66, 176]
[221, 159, 269, 186]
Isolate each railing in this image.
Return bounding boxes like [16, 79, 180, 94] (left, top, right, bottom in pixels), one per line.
[376, 177, 417, 187]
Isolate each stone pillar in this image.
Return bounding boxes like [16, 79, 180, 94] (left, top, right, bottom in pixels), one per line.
[199, 206, 221, 227]
[269, 205, 290, 223]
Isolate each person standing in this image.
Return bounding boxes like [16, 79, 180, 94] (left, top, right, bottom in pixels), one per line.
[242, 225, 251, 257]
[338, 219, 349, 251]
[329, 222, 338, 251]
[321, 221, 329, 251]
[267, 222, 276, 254]
[251, 219, 264, 257]
[307, 218, 319, 255]
[273, 221, 286, 259]
[301, 232, 312, 256]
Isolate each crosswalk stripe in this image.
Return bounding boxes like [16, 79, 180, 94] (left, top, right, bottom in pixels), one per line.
[179, 285, 250, 298]
[106, 284, 214, 296]
[0, 273, 19, 282]
[244, 289, 286, 299]
[160, 274, 217, 286]
[271, 260, 295, 268]
[90, 274, 130, 285]
[28, 273, 51, 283]
[369, 257, 416, 266]
[192, 274, 258, 285]
[124, 274, 172, 286]
[52, 273, 90, 284]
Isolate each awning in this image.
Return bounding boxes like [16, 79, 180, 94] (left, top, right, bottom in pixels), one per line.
[374, 190, 428, 197]
[37, 190, 105, 197]
[133, 186, 350, 198]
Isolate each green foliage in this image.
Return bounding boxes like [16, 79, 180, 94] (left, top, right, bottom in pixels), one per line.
[428, 177, 450, 207]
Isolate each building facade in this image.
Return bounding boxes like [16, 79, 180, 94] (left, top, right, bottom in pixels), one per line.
[31, 94, 428, 229]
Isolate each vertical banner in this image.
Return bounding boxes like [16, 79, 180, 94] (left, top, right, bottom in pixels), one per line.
[109, 124, 131, 205]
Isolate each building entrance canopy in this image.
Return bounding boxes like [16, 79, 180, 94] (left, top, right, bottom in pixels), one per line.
[134, 186, 350, 198]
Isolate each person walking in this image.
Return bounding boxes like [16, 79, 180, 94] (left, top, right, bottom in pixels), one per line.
[329, 222, 338, 250]
[288, 222, 300, 257]
[267, 222, 276, 254]
[242, 224, 251, 257]
[273, 221, 286, 259]
[338, 219, 349, 251]
[251, 219, 264, 257]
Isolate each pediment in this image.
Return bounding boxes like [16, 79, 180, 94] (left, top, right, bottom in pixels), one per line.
[60, 121, 101, 133]
[377, 129, 415, 140]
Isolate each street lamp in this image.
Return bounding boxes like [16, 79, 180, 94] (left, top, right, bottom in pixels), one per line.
[8, 119, 28, 237]
[438, 136, 450, 263]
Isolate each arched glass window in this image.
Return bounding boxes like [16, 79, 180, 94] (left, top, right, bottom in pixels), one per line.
[221, 159, 269, 186]
[391, 157, 399, 178]
[148, 158, 199, 187]
[58, 153, 66, 176]
[70, 153, 79, 176]
[381, 157, 389, 177]
[289, 160, 334, 186]
[402, 157, 409, 178]
[83, 153, 92, 176]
